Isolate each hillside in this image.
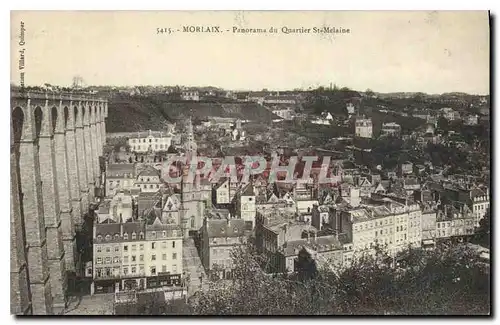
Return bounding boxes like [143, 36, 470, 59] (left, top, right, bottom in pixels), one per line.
[107, 95, 279, 132]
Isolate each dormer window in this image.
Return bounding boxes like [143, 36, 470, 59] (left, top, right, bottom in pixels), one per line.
[124, 233, 129, 240]
[139, 232, 144, 240]
[97, 235, 103, 242]
[105, 234, 111, 241]
[152, 231, 156, 239]
[114, 234, 120, 240]
[220, 228, 225, 234]
[162, 231, 166, 238]
[234, 228, 238, 234]
[132, 232, 137, 240]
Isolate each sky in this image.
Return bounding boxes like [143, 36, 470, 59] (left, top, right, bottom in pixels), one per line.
[10, 11, 490, 94]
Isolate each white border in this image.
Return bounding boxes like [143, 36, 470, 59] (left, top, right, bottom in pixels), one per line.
[3, 1, 497, 324]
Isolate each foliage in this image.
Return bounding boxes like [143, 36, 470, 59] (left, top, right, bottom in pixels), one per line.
[191, 243, 490, 315]
[473, 207, 490, 248]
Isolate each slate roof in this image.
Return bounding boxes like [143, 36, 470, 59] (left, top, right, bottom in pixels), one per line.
[206, 219, 246, 238]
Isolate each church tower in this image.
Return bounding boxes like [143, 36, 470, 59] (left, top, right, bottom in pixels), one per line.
[179, 200, 190, 239]
[184, 112, 197, 156]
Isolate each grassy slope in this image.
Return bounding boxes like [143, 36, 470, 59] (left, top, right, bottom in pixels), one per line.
[107, 95, 279, 132]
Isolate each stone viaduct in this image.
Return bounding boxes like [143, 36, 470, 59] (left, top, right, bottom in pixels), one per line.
[10, 90, 108, 315]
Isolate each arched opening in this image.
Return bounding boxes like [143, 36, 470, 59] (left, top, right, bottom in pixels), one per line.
[74, 106, 78, 121]
[11, 106, 28, 274]
[12, 107, 24, 148]
[81, 105, 85, 122]
[51, 106, 58, 133]
[34, 106, 43, 142]
[64, 106, 69, 130]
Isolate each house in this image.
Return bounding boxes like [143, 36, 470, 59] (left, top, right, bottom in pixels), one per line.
[143, 210, 183, 286]
[380, 122, 402, 137]
[355, 117, 373, 138]
[311, 204, 330, 230]
[464, 114, 479, 126]
[200, 217, 247, 279]
[311, 111, 333, 125]
[213, 178, 231, 205]
[135, 166, 163, 193]
[236, 183, 257, 229]
[263, 94, 297, 105]
[129, 129, 174, 153]
[346, 102, 356, 115]
[97, 192, 134, 224]
[271, 106, 295, 120]
[181, 90, 200, 101]
[106, 164, 137, 197]
[440, 107, 461, 121]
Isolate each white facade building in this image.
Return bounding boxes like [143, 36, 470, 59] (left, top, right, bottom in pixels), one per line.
[129, 130, 173, 153]
[355, 117, 373, 138]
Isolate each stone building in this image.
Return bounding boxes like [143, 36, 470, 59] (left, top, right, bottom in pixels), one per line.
[11, 90, 108, 314]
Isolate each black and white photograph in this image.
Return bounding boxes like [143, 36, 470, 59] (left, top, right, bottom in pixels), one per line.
[9, 10, 491, 316]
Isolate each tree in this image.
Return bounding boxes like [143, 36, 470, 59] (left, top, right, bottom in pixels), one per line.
[437, 116, 450, 133]
[474, 207, 490, 248]
[295, 247, 318, 282]
[190, 242, 489, 315]
[365, 88, 375, 98]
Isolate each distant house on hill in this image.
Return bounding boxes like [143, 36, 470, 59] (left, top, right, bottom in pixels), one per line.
[181, 90, 199, 101]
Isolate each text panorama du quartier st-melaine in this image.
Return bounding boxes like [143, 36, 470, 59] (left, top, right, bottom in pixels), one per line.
[182, 26, 350, 34]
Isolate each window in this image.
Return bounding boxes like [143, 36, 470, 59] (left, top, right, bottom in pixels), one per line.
[140, 254, 144, 262]
[162, 265, 167, 273]
[162, 231, 167, 238]
[132, 244, 136, 251]
[152, 255, 156, 261]
[124, 233, 129, 240]
[161, 241, 167, 249]
[113, 257, 120, 263]
[151, 266, 156, 275]
[131, 266, 136, 274]
[172, 253, 177, 260]
[106, 247, 111, 253]
[124, 245, 128, 252]
[124, 256, 129, 263]
[123, 267, 128, 275]
[96, 257, 102, 264]
[162, 254, 167, 261]
[114, 246, 119, 252]
[132, 255, 136, 262]
[105, 268, 111, 277]
[132, 232, 137, 240]
[172, 241, 176, 248]
[151, 232, 156, 239]
[152, 242, 156, 249]
[105, 257, 111, 264]
[97, 246, 102, 253]
[139, 244, 144, 250]
[96, 268, 102, 277]
[139, 265, 144, 273]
